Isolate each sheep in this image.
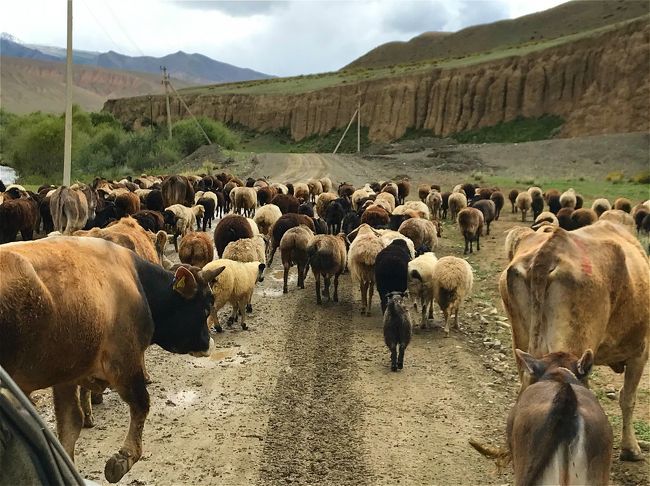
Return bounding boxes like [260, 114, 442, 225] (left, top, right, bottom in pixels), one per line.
[532, 211, 559, 230]
[440, 191, 451, 219]
[325, 199, 348, 234]
[342, 211, 361, 236]
[375, 239, 412, 313]
[271, 182, 289, 195]
[508, 189, 519, 213]
[432, 256, 473, 337]
[544, 189, 562, 214]
[398, 218, 438, 252]
[381, 182, 399, 200]
[280, 225, 314, 293]
[293, 182, 310, 203]
[425, 190, 442, 220]
[298, 201, 315, 218]
[132, 209, 165, 233]
[402, 200, 430, 220]
[375, 192, 395, 213]
[557, 207, 575, 230]
[179, 232, 214, 268]
[213, 214, 254, 257]
[560, 188, 577, 209]
[316, 192, 337, 218]
[164, 204, 205, 252]
[461, 183, 475, 199]
[246, 218, 260, 237]
[232, 186, 257, 217]
[418, 184, 431, 202]
[203, 259, 265, 332]
[471, 199, 496, 235]
[632, 205, 650, 234]
[448, 192, 467, 221]
[515, 191, 532, 222]
[312, 217, 328, 234]
[613, 197, 632, 213]
[571, 208, 598, 229]
[531, 193, 544, 221]
[360, 205, 390, 229]
[527, 186, 543, 199]
[408, 252, 438, 328]
[253, 204, 282, 236]
[223, 235, 266, 266]
[599, 209, 636, 235]
[196, 196, 216, 231]
[144, 189, 164, 212]
[257, 186, 277, 206]
[338, 182, 355, 198]
[270, 193, 300, 214]
[397, 180, 410, 205]
[352, 187, 374, 211]
[591, 198, 612, 217]
[371, 198, 392, 214]
[505, 226, 536, 261]
[376, 229, 416, 259]
[347, 224, 386, 315]
[307, 233, 347, 305]
[575, 193, 584, 209]
[383, 291, 413, 372]
[319, 177, 332, 193]
[268, 213, 315, 265]
[489, 191, 505, 220]
[456, 207, 482, 254]
[307, 179, 323, 202]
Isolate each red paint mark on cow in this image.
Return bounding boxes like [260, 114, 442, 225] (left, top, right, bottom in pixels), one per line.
[573, 238, 592, 276]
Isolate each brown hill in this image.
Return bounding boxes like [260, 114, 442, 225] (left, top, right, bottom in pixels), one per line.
[0, 56, 190, 114]
[345, 0, 649, 69]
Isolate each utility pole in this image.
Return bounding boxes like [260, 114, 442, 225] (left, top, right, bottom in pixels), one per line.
[167, 80, 212, 146]
[148, 95, 154, 132]
[161, 66, 172, 139]
[63, 0, 73, 186]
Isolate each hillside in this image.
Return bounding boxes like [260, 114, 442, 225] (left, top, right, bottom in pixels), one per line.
[0, 56, 190, 114]
[105, 15, 650, 143]
[1, 34, 273, 85]
[345, 0, 649, 69]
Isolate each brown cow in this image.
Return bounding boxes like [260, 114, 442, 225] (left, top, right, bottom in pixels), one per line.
[115, 192, 141, 217]
[500, 221, 649, 461]
[0, 237, 223, 483]
[161, 175, 194, 208]
[0, 197, 39, 243]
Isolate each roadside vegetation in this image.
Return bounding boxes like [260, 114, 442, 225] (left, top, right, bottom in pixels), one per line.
[0, 107, 238, 183]
[451, 115, 564, 144]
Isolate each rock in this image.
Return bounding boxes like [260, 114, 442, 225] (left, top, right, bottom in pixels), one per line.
[479, 315, 489, 325]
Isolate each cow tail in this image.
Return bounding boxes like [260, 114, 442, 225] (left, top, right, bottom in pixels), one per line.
[523, 382, 579, 486]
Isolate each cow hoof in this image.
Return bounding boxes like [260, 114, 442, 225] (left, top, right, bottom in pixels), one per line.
[91, 392, 104, 405]
[83, 415, 95, 428]
[210, 326, 223, 333]
[620, 448, 645, 461]
[241, 324, 248, 331]
[283, 288, 288, 294]
[391, 366, 397, 372]
[246, 304, 252, 313]
[143, 374, 152, 385]
[104, 451, 134, 483]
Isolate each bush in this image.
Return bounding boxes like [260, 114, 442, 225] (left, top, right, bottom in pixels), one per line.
[631, 170, 650, 184]
[171, 117, 238, 155]
[451, 115, 564, 144]
[606, 171, 625, 183]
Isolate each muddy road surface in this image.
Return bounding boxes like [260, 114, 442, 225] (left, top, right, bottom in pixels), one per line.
[31, 149, 649, 485]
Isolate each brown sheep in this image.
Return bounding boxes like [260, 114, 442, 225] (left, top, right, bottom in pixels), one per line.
[515, 192, 532, 222]
[613, 197, 632, 213]
[0, 197, 39, 243]
[508, 189, 519, 213]
[544, 189, 562, 214]
[307, 233, 347, 305]
[268, 213, 316, 265]
[179, 232, 214, 268]
[398, 218, 438, 252]
[213, 214, 253, 257]
[490, 191, 505, 220]
[360, 205, 390, 229]
[471, 199, 496, 235]
[280, 225, 314, 293]
[270, 193, 300, 214]
[115, 192, 141, 217]
[571, 208, 598, 229]
[257, 186, 277, 206]
[397, 180, 410, 205]
[293, 182, 310, 203]
[556, 207, 575, 230]
[338, 182, 355, 198]
[457, 207, 484, 254]
[418, 184, 431, 202]
[161, 175, 194, 208]
[316, 192, 337, 218]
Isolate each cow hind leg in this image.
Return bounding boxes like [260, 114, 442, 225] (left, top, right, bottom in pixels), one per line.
[53, 383, 83, 459]
[360, 281, 368, 314]
[367, 282, 374, 316]
[80, 387, 95, 428]
[104, 372, 150, 483]
[389, 344, 397, 372]
[397, 343, 406, 369]
[619, 354, 647, 461]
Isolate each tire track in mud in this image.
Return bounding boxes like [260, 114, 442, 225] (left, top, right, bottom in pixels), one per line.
[258, 286, 372, 485]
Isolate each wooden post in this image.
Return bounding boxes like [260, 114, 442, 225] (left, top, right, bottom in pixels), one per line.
[357, 96, 361, 153]
[168, 81, 212, 145]
[333, 109, 358, 155]
[62, 0, 73, 186]
[162, 66, 172, 139]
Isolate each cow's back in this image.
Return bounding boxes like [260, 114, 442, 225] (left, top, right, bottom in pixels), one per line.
[0, 237, 151, 392]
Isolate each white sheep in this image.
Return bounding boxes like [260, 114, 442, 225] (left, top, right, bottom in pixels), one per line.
[164, 204, 205, 251]
[448, 192, 467, 220]
[425, 190, 442, 219]
[375, 229, 416, 258]
[375, 192, 396, 212]
[532, 211, 559, 230]
[352, 187, 374, 211]
[293, 182, 310, 202]
[347, 224, 386, 316]
[591, 198, 612, 217]
[247, 217, 260, 236]
[407, 252, 438, 328]
[515, 191, 532, 222]
[432, 256, 473, 337]
[527, 186, 543, 199]
[232, 186, 257, 217]
[222, 234, 267, 314]
[202, 258, 265, 332]
[560, 188, 577, 209]
[319, 177, 333, 193]
[271, 182, 289, 195]
[403, 200, 430, 219]
[253, 204, 282, 236]
[398, 218, 438, 252]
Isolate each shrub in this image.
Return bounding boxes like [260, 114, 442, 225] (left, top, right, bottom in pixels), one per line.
[606, 171, 625, 183]
[631, 170, 650, 184]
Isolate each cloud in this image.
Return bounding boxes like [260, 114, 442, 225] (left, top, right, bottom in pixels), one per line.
[382, 1, 451, 34]
[171, 0, 288, 16]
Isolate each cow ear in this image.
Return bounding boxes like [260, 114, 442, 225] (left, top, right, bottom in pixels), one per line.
[515, 349, 545, 379]
[577, 349, 594, 379]
[173, 266, 198, 299]
[199, 265, 226, 285]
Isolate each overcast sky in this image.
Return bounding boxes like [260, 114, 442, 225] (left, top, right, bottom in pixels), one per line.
[1, 0, 567, 76]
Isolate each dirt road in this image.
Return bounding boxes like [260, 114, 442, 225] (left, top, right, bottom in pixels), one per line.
[31, 147, 649, 485]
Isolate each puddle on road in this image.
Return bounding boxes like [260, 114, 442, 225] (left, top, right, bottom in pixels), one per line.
[210, 349, 235, 361]
[167, 389, 197, 406]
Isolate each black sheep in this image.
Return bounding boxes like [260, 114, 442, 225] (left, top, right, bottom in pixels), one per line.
[325, 200, 346, 234]
[375, 239, 411, 313]
[196, 196, 216, 231]
[383, 291, 413, 371]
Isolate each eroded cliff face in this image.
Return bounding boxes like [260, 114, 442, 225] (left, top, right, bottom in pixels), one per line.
[104, 18, 649, 142]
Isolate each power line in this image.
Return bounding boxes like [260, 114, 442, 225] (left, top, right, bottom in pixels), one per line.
[103, 0, 146, 56]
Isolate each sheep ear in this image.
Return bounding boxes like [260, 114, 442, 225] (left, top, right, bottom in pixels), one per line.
[577, 349, 594, 379]
[173, 266, 198, 299]
[515, 349, 546, 379]
[198, 265, 226, 285]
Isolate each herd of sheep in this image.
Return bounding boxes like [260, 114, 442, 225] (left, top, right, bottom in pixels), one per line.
[1, 172, 649, 483]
